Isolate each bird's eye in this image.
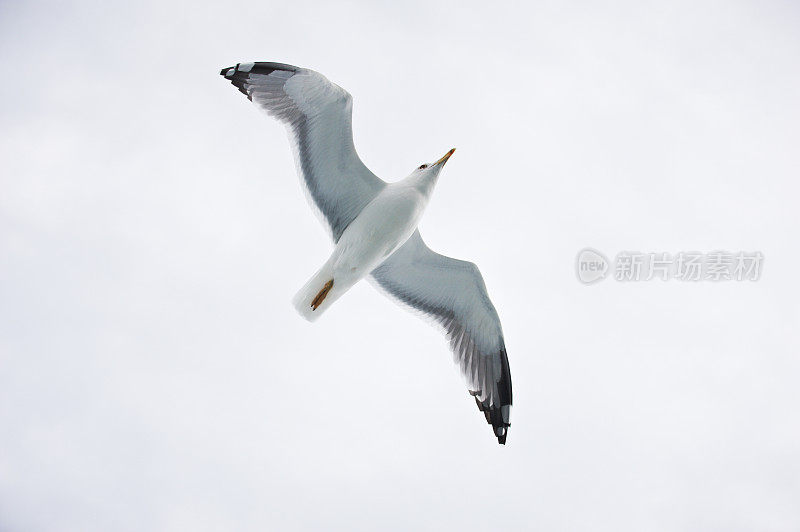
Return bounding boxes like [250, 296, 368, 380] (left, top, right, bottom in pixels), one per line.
[419, 164, 428, 170]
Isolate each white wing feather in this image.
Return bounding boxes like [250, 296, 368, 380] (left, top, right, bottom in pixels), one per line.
[221, 62, 386, 241]
[370, 231, 513, 443]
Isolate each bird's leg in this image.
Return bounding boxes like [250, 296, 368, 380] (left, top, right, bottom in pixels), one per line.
[310, 279, 334, 311]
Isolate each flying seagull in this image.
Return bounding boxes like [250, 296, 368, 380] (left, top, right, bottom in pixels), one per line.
[220, 62, 513, 444]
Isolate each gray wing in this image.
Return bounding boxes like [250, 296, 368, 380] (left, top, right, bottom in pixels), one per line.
[370, 231, 513, 444]
[220, 62, 386, 241]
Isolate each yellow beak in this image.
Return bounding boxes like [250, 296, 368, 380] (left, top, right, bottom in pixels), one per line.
[434, 148, 456, 166]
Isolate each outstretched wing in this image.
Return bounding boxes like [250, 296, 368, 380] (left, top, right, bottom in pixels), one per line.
[220, 62, 386, 241]
[370, 231, 513, 444]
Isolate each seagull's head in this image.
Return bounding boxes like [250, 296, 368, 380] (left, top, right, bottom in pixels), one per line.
[406, 148, 455, 194]
[415, 148, 455, 176]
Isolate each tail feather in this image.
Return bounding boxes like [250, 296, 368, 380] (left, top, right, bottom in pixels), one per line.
[292, 260, 347, 321]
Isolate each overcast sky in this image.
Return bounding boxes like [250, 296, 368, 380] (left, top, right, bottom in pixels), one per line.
[1, 1, 799, 530]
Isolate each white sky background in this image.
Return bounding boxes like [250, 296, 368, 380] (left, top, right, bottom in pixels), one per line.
[1, 0, 799, 530]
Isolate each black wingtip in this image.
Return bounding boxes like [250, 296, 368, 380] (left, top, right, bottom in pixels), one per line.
[218, 61, 299, 78]
[496, 426, 508, 445]
[469, 346, 512, 445]
[219, 62, 301, 102]
[219, 64, 240, 77]
[473, 394, 511, 445]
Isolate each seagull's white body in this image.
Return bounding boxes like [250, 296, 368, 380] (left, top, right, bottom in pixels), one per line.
[293, 165, 442, 320]
[221, 61, 513, 444]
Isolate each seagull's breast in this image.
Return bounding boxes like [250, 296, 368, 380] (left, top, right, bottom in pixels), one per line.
[332, 185, 427, 278]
